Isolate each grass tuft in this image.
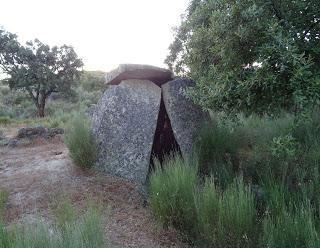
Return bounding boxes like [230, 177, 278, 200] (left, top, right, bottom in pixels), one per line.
[64, 113, 97, 168]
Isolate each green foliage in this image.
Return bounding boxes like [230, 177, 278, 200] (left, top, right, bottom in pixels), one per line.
[0, 28, 83, 117]
[0, 116, 11, 125]
[78, 71, 105, 92]
[262, 204, 320, 248]
[167, 0, 320, 115]
[196, 178, 220, 246]
[0, 190, 8, 218]
[0, 69, 105, 122]
[270, 134, 298, 159]
[150, 111, 320, 246]
[65, 113, 97, 169]
[218, 179, 256, 247]
[194, 119, 246, 187]
[53, 198, 77, 230]
[197, 178, 257, 247]
[0, 204, 106, 248]
[149, 155, 198, 238]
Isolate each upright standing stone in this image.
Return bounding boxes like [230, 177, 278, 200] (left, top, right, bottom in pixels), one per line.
[91, 79, 161, 183]
[162, 78, 209, 159]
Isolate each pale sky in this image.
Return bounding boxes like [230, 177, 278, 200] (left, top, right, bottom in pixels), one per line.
[1, 0, 189, 72]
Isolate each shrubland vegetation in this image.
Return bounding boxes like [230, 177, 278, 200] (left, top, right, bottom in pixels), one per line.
[0, 70, 105, 127]
[166, 0, 320, 115]
[1, 0, 320, 246]
[65, 113, 97, 169]
[149, 0, 320, 247]
[150, 111, 320, 247]
[0, 29, 83, 117]
[0, 192, 107, 248]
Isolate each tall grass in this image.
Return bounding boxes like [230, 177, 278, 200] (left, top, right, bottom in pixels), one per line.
[150, 111, 320, 246]
[261, 204, 319, 248]
[149, 156, 257, 247]
[196, 178, 257, 248]
[0, 198, 107, 248]
[65, 113, 97, 168]
[217, 179, 256, 248]
[194, 121, 242, 187]
[149, 155, 198, 238]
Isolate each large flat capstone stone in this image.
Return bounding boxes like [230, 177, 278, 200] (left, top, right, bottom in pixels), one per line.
[162, 78, 209, 159]
[91, 79, 161, 183]
[105, 64, 173, 86]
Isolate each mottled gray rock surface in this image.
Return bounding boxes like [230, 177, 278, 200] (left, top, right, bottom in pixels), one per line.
[91, 79, 161, 183]
[17, 126, 64, 139]
[17, 126, 47, 138]
[162, 78, 209, 159]
[105, 64, 173, 86]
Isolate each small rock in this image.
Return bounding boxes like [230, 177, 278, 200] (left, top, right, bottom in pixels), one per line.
[52, 151, 63, 156]
[17, 125, 46, 139]
[16, 126, 64, 139]
[45, 128, 64, 138]
[7, 139, 18, 148]
[251, 184, 264, 201]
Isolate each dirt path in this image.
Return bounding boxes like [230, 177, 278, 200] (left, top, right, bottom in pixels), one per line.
[0, 136, 184, 247]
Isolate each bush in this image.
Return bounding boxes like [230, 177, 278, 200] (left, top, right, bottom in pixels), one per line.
[218, 179, 257, 248]
[167, 0, 320, 115]
[65, 113, 97, 168]
[196, 178, 220, 246]
[197, 178, 257, 248]
[261, 204, 319, 248]
[194, 119, 244, 187]
[149, 155, 198, 238]
[0, 190, 8, 218]
[150, 112, 320, 246]
[0, 204, 106, 248]
[0, 116, 11, 125]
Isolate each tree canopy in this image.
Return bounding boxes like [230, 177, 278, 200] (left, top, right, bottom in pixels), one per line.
[0, 29, 83, 117]
[166, 0, 320, 115]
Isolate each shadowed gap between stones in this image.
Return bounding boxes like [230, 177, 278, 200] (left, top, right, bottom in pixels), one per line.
[149, 95, 181, 172]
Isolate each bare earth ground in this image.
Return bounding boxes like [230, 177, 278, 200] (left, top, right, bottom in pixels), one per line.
[0, 127, 185, 248]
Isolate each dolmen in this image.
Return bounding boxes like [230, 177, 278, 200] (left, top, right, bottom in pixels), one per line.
[91, 64, 208, 184]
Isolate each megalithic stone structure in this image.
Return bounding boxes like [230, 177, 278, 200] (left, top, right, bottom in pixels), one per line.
[91, 64, 209, 184]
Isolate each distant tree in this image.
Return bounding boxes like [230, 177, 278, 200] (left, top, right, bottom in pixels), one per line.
[0, 29, 83, 117]
[79, 71, 105, 92]
[166, 0, 320, 115]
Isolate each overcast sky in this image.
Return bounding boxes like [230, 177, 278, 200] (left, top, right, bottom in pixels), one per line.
[1, 0, 189, 72]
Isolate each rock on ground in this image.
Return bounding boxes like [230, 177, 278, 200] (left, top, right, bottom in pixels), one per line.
[105, 64, 173, 86]
[91, 79, 161, 184]
[17, 126, 64, 139]
[162, 78, 209, 159]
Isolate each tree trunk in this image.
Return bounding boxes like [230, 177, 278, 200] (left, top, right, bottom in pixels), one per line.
[37, 104, 45, 118]
[37, 92, 46, 118]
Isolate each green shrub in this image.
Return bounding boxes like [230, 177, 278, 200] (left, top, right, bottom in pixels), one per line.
[194, 121, 243, 187]
[65, 113, 97, 168]
[0, 200, 106, 248]
[53, 198, 77, 229]
[0, 116, 11, 125]
[196, 178, 220, 246]
[197, 178, 257, 248]
[218, 178, 257, 248]
[149, 155, 198, 238]
[261, 204, 319, 248]
[0, 190, 8, 219]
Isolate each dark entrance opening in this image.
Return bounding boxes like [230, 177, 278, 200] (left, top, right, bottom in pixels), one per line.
[149, 96, 181, 170]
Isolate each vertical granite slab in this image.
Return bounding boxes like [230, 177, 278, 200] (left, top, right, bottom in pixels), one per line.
[91, 79, 161, 183]
[162, 78, 209, 159]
